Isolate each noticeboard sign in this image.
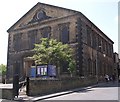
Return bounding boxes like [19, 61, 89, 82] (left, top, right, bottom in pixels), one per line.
[37, 65, 47, 76]
[36, 65, 56, 77]
[30, 66, 36, 78]
[48, 65, 56, 77]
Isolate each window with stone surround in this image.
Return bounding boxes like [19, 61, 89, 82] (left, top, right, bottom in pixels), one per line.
[102, 39, 106, 52]
[106, 43, 109, 56]
[13, 33, 22, 51]
[61, 61, 69, 73]
[92, 31, 97, 49]
[87, 25, 92, 46]
[40, 26, 51, 38]
[110, 44, 113, 58]
[87, 59, 92, 75]
[98, 60, 102, 75]
[108, 43, 113, 57]
[104, 41, 107, 54]
[58, 23, 69, 44]
[98, 35, 102, 51]
[28, 29, 37, 50]
[93, 60, 96, 75]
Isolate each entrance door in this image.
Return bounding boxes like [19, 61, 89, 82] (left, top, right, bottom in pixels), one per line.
[23, 58, 34, 77]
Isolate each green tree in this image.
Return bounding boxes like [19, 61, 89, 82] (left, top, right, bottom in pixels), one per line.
[0, 64, 6, 76]
[32, 38, 76, 75]
[68, 60, 76, 77]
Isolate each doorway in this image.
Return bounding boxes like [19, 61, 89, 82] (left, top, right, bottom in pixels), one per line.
[23, 57, 34, 77]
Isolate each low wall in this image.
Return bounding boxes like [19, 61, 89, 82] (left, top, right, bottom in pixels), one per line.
[0, 88, 13, 100]
[27, 76, 97, 96]
[0, 84, 13, 100]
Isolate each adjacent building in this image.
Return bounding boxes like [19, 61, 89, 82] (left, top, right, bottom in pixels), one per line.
[6, 2, 114, 82]
[114, 52, 120, 78]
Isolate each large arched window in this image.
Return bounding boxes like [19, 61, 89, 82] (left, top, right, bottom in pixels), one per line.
[58, 23, 69, 44]
[40, 26, 51, 38]
[28, 29, 37, 49]
[13, 33, 22, 51]
[87, 26, 91, 46]
[87, 59, 92, 75]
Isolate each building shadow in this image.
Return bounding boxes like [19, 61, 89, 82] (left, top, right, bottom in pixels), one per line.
[75, 88, 93, 93]
[95, 81, 119, 88]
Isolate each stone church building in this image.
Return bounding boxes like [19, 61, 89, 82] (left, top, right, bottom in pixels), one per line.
[6, 2, 114, 82]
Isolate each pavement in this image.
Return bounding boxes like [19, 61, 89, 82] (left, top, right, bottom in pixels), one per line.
[1, 81, 119, 102]
[18, 85, 98, 101]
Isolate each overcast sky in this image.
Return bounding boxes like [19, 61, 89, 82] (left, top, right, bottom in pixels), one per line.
[0, 0, 118, 65]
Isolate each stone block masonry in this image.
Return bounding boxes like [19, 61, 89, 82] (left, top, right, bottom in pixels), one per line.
[27, 76, 97, 96]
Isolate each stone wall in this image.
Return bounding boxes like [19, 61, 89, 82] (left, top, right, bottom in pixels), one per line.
[27, 76, 97, 96]
[7, 14, 78, 80]
[0, 88, 13, 100]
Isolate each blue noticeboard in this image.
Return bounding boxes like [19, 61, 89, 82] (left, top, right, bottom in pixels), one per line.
[48, 65, 56, 77]
[30, 66, 36, 78]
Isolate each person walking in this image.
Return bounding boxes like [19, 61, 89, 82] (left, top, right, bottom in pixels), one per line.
[13, 74, 19, 99]
[119, 75, 120, 83]
[105, 74, 109, 82]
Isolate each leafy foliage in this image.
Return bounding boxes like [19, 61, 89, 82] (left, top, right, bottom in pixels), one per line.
[32, 38, 76, 74]
[68, 60, 76, 74]
[0, 64, 6, 76]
